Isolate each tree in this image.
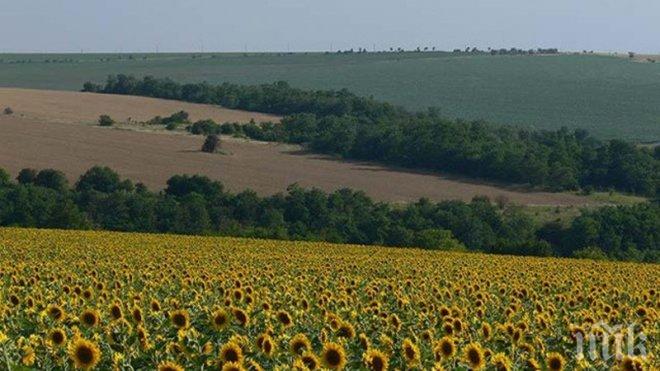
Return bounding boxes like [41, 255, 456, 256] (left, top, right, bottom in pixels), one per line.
[16, 168, 37, 184]
[76, 166, 122, 193]
[34, 169, 69, 192]
[0, 168, 10, 187]
[98, 115, 115, 126]
[202, 134, 220, 153]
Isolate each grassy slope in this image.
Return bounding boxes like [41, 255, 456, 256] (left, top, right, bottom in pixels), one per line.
[1, 52, 659, 141]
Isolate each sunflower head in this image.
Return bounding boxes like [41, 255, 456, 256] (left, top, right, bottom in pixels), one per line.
[277, 310, 293, 327]
[170, 309, 190, 329]
[301, 351, 320, 370]
[463, 342, 485, 370]
[290, 333, 311, 355]
[80, 309, 100, 327]
[492, 352, 512, 371]
[402, 338, 420, 367]
[434, 336, 455, 361]
[212, 309, 229, 331]
[222, 361, 246, 371]
[47, 304, 65, 321]
[220, 341, 244, 364]
[321, 342, 347, 369]
[49, 328, 67, 347]
[363, 349, 389, 371]
[157, 361, 185, 371]
[546, 352, 565, 371]
[68, 338, 101, 370]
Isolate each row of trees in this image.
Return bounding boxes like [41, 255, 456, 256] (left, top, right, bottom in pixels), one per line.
[0, 166, 657, 262]
[82, 75, 659, 197]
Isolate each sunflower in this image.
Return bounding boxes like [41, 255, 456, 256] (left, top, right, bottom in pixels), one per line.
[232, 308, 249, 327]
[546, 352, 565, 371]
[463, 342, 485, 370]
[301, 351, 320, 370]
[220, 341, 244, 364]
[402, 338, 420, 367]
[261, 335, 276, 357]
[80, 309, 100, 327]
[21, 346, 35, 366]
[525, 358, 541, 370]
[132, 307, 143, 323]
[150, 299, 161, 312]
[363, 349, 389, 371]
[481, 322, 492, 339]
[434, 336, 455, 361]
[109, 303, 123, 320]
[290, 333, 311, 355]
[157, 361, 185, 371]
[211, 309, 229, 331]
[49, 328, 67, 347]
[69, 338, 101, 369]
[277, 310, 293, 327]
[336, 321, 355, 339]
[491, 352, 512, 371]
[321, 342, 347, 369]
[222, 362, 246, 371]
[358, 333, 370, 350]
[170, 309, 190, 329]
[47, 304, 65, 321]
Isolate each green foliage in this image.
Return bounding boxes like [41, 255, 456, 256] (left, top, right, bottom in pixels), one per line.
[2, 166, 656, 261]
[98, 114, 114, 126]
[201, 134, 220, 153]
[572, 246, 609, 260]
[84, 75, 660, 197]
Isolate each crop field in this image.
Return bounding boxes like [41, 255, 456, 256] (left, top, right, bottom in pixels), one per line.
[0, 113, 596, 206]
[1, 52, 660, 141]
[0, 228, 657, 370]
[0, 88, 280, 126]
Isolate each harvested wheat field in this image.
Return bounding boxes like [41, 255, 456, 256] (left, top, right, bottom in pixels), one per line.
[0, 88, 280, 125]
[0, 113, 595, 205]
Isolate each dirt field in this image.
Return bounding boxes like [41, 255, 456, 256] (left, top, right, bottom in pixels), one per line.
[0, 113, 596, 205]
[0, 88, 280, 125]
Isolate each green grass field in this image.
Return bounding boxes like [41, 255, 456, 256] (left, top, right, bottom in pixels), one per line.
[1, 52, 659, 141]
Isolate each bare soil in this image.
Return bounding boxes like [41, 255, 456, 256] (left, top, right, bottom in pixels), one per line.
[0, 88, 280, 125]
[0, 114, 596, 205]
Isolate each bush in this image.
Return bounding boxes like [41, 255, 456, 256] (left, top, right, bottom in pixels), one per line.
[572, 246, 609, 260]
[202, 134, 220, 153]
[98, 115, 114, 126]
[3, 107, 13, 115]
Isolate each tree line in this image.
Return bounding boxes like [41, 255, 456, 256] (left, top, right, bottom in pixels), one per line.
[0, 166, 657, 262]
[82, 75, 659, 197]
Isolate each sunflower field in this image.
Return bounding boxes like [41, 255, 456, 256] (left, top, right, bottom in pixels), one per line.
[0, 228, 657, 370]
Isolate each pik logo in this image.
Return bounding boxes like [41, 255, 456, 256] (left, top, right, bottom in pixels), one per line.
[574, 321, 647, 361]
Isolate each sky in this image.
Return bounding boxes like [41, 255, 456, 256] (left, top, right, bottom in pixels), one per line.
[1, 0, 659, 53]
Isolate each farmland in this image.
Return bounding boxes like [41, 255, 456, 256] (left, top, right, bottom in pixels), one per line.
[0, 88, 280, 126]
[0, 227, 657, 370]
[0, 113, 594, 205]
[1, 52, 660, 141]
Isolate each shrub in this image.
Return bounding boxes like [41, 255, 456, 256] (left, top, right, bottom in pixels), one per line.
[3, 107, 13, 115]
[98, 115, 114, 126]
[202, 134, 220, 153]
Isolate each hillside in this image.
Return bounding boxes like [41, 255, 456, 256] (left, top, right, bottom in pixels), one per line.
[1, 52, 660, 140]
[0, 88, 280, 125]
[0, 113, 594, 205]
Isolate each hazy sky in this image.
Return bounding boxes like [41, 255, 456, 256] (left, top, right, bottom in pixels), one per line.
[1, 0, 658, 53]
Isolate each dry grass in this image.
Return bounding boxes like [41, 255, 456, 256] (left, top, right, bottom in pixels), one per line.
[0, 88, 280, 125]
[0, 113, 597, 205]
